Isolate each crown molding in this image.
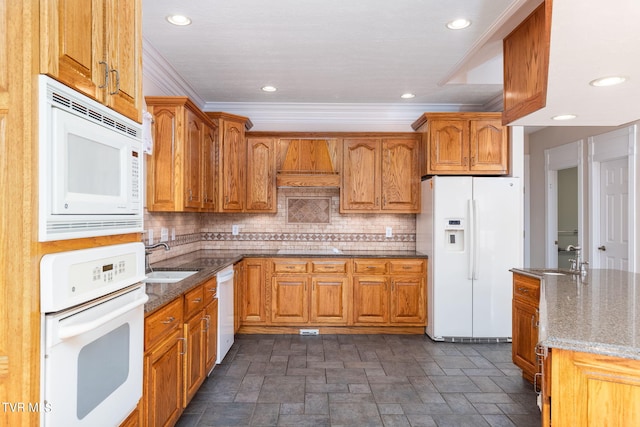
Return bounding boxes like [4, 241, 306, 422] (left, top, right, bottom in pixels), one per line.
[202, 101, 486, 132]
[142, 38, 204, 105]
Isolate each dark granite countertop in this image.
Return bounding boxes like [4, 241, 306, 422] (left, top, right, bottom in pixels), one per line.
[511, 268, 640, 360]
[145, 249, 428, 314]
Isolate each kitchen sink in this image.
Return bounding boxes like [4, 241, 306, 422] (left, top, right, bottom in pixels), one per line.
[144, 270, 198, 283]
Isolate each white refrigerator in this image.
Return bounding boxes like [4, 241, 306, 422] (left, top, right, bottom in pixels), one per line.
[417, 176, 521, 341]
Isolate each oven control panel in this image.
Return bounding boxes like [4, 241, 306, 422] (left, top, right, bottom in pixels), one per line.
[40, 242, 145, 313]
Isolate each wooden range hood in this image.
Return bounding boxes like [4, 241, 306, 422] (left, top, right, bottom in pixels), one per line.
[275, 139, 341, 187]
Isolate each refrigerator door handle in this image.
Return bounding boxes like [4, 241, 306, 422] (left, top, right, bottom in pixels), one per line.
[472, 199, 479, 280]
[468, 199, 474, 280]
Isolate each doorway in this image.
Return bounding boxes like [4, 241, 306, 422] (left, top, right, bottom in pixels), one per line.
[545, 141, 584, 268]
[588, 125, 637, 272]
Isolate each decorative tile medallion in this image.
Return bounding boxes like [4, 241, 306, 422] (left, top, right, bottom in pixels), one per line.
[286, 197, 331, 224]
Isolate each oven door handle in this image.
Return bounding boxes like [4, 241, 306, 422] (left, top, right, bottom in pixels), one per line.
[58, 294, 149, 340]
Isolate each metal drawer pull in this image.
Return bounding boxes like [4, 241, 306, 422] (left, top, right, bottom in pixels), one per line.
[193, 298, 202, 303]
[161, 316, 176, 324]
[178, 337, 186, 355]
[517, 287, 529, 294]
[402, 265, 412, 269]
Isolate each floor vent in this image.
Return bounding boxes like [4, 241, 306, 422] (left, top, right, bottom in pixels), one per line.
[299, 329, 319, 336]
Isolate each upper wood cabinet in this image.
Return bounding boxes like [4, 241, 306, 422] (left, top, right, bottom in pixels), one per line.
[341, 136, 420, 213]
[342, 139, 381, 212]
[40, 0, 142, 123]
[246, 138, 277, 212]
[206, 113, 253, 212]
[502, 2, 552, 125]
[412, 112, 509, 176]
[145, 97, 218, 212]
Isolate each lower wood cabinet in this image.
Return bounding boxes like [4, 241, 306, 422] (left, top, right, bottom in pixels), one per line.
[352, 276, 389, 324]
[352, 259, 426, 326]
[143, 298, 184, 427]
[271, 276, 309, 323]
[550, 348, 640, 426]
[143, 278, 218, 427]
[240, 258, 268, 324]
[511, 273, 541, 383]
[310, 276, 349, 324]
[234, 257, 427, 331]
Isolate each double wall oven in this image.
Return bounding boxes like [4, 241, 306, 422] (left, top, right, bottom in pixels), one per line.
[40, 243, 148, 427]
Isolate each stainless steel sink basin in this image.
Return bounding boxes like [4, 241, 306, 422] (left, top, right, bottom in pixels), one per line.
[144, 270, 198, 283]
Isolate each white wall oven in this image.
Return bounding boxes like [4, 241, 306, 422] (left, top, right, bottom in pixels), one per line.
[38, 75, 143, 241]
[40, 243, 148, 427]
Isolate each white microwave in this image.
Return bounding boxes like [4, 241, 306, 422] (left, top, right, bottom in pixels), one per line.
[38, 76, 143, 241]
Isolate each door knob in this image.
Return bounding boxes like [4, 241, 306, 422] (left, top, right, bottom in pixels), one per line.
[598, 245, 607, 251]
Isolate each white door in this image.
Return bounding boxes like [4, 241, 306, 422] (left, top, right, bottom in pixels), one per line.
[598, 157, 629, 270]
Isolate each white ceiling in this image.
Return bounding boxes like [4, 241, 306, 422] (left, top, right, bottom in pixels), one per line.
[142, 0, 640, 130]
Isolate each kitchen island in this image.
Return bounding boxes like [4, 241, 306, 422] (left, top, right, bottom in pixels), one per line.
[510, 268, 640, 426]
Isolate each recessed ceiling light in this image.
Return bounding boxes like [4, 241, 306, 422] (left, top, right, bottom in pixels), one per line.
[261, 86, 277, 92]
[166, 15, 192, 26]
[446, 18, 471, 30]
[401, 93, 415, 99]
[552, 114, 577, 121]
[589, 76, 627, 87]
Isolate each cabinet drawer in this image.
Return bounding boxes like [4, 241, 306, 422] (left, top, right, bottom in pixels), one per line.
[202, 277, 217, 305]
[184, 284, 205, 319]
[311, 260, 348, 274]
[389, 259, 426, 274]
[353, 259, 388, 274]
[513, 274, 540, 305]
[145, 298, 183, 351]
[273, 260, 309, 274]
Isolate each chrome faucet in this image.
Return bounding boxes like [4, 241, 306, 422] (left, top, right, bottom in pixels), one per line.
[566, 245, 588, 274]
[144, 242, 170, 272]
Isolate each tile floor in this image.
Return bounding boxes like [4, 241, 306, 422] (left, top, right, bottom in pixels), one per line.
[176, 334, 541, 427]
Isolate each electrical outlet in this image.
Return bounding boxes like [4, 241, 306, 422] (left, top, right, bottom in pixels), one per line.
[171, 227, 176, 241]
[232, 225, 239, 236]
[386, 227, 392, 238]
[148, 229, 154, 245]
[160, 227, 169, 242]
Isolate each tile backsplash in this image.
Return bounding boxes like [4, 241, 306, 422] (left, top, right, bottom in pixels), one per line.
[144, 188, 416, 263]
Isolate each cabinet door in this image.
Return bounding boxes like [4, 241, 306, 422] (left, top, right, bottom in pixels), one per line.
[469, 119, 508, 173]
[390, 276, 425, 324]
[219, 120, 245, 212]
[512, 299, 538, 381]
[41, 0, 105, 102]
[342, 139, 380, 211]
[183, 313, 205, 406]
[381, 138, 420, 212]
[204, 299, 218, 374]
[427, 119, 469, 173]
[242, 259, 268, 324]
[105, 0, 142, 122]
[310, 277, 349, 324]
[146, 105, 178, 211]
[551, 349, 640, 427]
[202, 123, 217, 211]
[271, 277, 309, 324]
[352, 276, 389, 324]
[144, 329, 183, 427]
[246, 137, 276, 212]
[184, 111, 203, 210]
